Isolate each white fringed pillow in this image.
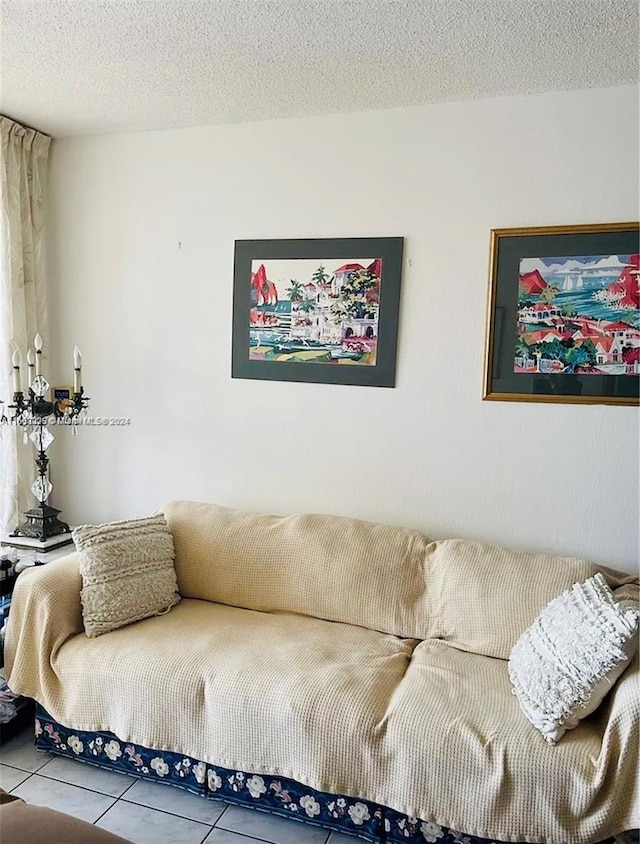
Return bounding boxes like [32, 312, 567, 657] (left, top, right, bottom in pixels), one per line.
[73, 515, 181, 638]
[508, 572, 639, 743]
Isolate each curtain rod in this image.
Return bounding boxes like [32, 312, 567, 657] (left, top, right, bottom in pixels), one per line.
[0, 113, 52, 139]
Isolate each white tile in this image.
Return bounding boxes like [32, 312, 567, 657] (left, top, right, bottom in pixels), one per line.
[0, 763, 30, 791]
[124, 777, 225, 824]
[38, 754, 137, 797]
[0, 728, 52, 772]
[204, 829, 269, 843]
[11, 774, 116, 823]
[96, 799, 213, 844]
[217, 804, 329, 844]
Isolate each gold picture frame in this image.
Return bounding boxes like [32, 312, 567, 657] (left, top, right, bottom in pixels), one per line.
[483, 222, 640, 406]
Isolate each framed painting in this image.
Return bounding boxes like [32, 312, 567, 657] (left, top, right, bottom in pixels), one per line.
[232, 237, 404, 387]
[51, 386, 74, 416]
[51, 386, 71, 402]
[483, 222, 640, 406]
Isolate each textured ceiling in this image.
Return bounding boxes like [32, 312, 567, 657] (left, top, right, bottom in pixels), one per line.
[1, 0, 638, 137]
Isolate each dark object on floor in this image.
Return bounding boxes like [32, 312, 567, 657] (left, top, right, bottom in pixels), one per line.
[0, 684, 17, 722]
[0, 685, 33, 744]
[0, 788, 132, 844]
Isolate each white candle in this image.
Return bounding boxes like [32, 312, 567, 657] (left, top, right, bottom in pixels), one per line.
[73, 345, 82, 393]
[12, 349, 21, 394]
[26, 348, 35, 388]
[34, 333, 43, 376]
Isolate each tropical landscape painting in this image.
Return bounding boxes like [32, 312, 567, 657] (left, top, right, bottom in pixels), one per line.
[249, 258, 383, 365]
[515, 253, 639, 375]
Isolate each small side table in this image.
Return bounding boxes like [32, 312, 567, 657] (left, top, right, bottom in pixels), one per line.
[1, 533, 75, 565]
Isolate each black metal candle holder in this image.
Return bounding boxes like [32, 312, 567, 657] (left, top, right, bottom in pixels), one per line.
[2, 381, 89, 541]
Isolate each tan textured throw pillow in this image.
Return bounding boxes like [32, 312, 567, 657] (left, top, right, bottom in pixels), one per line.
[72, 515, 181, 638]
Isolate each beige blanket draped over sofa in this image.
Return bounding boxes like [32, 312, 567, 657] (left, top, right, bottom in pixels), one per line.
[5, 501, 639, 843]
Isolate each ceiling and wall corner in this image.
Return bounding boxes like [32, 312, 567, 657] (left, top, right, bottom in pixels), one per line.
[1, 0, 638, 136]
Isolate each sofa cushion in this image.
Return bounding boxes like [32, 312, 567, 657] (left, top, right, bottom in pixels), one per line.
[381, 638, 638, 842]
[164, 502, 638, 651]
[422, 539, 637, 659]
[72, 515, 180, 638]
[48, 599, 416, 782]
[163, 500, 433, 638]
[508, 572, 640, 743]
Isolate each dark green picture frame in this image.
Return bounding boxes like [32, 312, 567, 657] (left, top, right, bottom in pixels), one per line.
[232, 237, 404, 387]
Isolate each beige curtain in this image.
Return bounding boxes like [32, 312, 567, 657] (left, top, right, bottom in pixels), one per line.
[0, 116, 51, 536]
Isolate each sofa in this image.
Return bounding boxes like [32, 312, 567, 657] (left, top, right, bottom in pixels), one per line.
[4, 500, 639, 844]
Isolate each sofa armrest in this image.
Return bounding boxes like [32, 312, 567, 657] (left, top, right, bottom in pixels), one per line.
[4, 554, 84, 699]
[596, 650, 639, 823]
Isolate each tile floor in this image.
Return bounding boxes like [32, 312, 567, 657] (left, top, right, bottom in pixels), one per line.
[0, 725, 357, 844]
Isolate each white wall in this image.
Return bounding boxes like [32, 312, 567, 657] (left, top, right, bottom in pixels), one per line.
[46, 85, 639, 573]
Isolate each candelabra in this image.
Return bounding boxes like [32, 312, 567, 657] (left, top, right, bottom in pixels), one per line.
[0, 335, 89, 541]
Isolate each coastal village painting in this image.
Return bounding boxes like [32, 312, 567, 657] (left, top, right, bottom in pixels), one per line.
[515, 253, 640, 376]
[249, 258, 383, 365]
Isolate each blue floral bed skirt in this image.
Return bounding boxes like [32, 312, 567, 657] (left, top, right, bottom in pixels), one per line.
[34, 705, 637, 844]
